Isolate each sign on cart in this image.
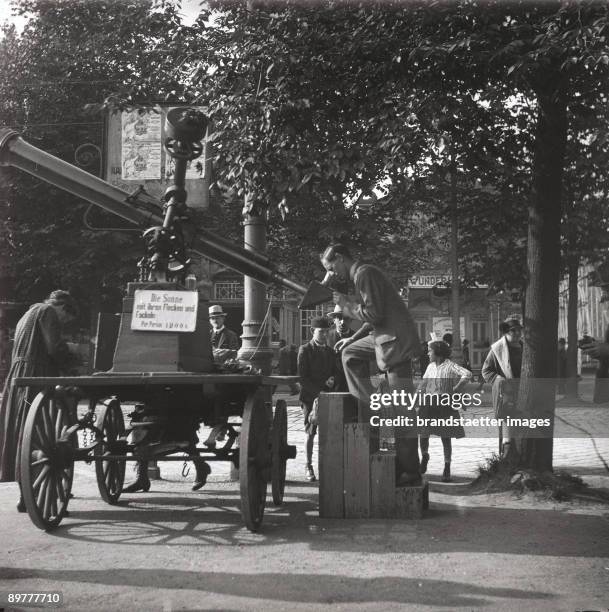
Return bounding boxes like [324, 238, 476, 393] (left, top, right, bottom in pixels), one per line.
[131, 290, 198, 332]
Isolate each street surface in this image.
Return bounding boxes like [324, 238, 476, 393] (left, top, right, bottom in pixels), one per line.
[1, 374, 608, 611]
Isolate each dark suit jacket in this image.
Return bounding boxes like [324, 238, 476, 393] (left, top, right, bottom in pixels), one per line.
[297, 340, 336, 404]
[211, 327, 240, 351]
[342, 263, 421, 371]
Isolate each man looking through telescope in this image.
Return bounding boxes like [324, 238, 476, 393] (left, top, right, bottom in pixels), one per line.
[320, 244, 422, 485]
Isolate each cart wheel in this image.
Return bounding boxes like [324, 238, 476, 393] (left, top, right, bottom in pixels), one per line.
[271, 399, 288, 506]
[239, 390, 271, 532]
[95, 398, 126, 504]
[20, 388, 75, 531]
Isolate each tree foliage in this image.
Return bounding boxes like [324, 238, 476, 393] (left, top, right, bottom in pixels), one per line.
[0, 0, 183, 313]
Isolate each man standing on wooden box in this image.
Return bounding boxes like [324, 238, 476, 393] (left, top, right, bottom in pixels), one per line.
[298, 316, 336, 482]
[320, 243, 422, 486]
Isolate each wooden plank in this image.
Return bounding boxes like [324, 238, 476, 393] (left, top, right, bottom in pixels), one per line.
[370, 452, 396, 518]
[343, 423, 371, 518]
[14, 373, 265, 387]
[395, 481, 429, 519]
[318, 392, 357, 518]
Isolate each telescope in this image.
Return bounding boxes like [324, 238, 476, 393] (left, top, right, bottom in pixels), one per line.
[0, 119, 332, 310]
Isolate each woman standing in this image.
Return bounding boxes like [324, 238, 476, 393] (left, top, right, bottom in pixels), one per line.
[481, 318, 523, 456]
[418, 340, 472, 482]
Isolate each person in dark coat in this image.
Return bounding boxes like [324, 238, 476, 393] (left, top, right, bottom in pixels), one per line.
[462, 339, 471, 371]
[557, 338, 567, 394]
[298, 316, 336, 481]
[0, 290, 79, 511]
[327, 304, 354, 392]
[202, 304, 242, 458]
[418, 341, 430, 377]
[581, 326, 609, 403]
[321, 243, 421, 486]
[209, 304, 240, 359]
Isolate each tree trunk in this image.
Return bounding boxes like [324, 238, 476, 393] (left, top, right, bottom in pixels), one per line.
[450, 153, 461, 361]
[515, 87, 567, 472]
[565, 255, 580, 398]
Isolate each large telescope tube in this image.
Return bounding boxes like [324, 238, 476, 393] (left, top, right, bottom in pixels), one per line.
[0, 128, 307, 296]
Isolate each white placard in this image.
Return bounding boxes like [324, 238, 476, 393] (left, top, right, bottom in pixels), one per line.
[131, 290, 198, 332]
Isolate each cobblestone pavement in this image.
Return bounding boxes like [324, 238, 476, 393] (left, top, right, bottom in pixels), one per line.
[12, 373, 607, 487]
[277, 388, 609, 484]
[140, 376, 609, 487]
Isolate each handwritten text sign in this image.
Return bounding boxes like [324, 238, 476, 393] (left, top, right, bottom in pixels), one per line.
[131, 290, 198, 332]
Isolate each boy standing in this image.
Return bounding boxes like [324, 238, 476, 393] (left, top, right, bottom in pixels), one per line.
[297, 316, 336, 481]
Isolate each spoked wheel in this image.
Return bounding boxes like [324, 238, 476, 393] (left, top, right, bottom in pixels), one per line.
[239, 390, 271, 532]
[94, 398, 126, 504]
[271, 399, 288, 506]
[20, 387, 76, 531]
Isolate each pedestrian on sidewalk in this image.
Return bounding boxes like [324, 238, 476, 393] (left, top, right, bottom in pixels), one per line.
[418, 341, 430, 378]
[581, 325, 609, 404]
[297, 316, 336, 482]
[417, 340, 472, 482]
[482, 318, 523, 457]
[0, 290, 79, 512]
[557, 338, 567, 395]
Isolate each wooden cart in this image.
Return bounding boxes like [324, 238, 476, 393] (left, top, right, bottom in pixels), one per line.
[15, 373, 296, 533]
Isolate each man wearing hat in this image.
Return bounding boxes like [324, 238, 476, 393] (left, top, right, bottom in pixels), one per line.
[328, 304, 354, 392]
[206, 305, 241, 447]
[209, 305, 240, 355]
[297, 316, 337, 481]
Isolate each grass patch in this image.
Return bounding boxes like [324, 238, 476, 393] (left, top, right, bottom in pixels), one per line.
[471, 455, 609, 502]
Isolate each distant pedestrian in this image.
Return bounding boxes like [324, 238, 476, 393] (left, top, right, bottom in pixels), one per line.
[0, 291, 79, 512]
[418, 341, 430, 377]
[462, 339, 471, 371]
[557, 338, 567, 394]
[581, 326, 609, 403]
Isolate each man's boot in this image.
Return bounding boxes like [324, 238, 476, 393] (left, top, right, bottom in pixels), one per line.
[123, 460, 151, 493]
[192, 459, 211, 491]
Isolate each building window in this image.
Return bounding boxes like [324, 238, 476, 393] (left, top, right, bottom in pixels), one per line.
[416, 321, 427, 342]
[472, 321, 489, 347]
[214, 281, 244, 300]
